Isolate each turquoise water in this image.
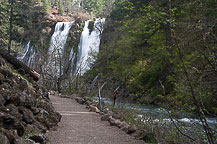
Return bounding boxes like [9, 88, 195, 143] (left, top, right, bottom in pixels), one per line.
[93, 97, 217, 129]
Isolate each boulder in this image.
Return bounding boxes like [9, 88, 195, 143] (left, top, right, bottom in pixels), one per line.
[0, 56, 61, 143]
[14, 121, 25, 136]
[108, 116, 122, 127]
[6, 104, 22, 121]
[112, 113, 122, 120]
[33, 121, 47, 133]
[30, 107, 40, 115]
[75, 97, 86, 104]
[34, 110, 49, 128]
[121, 126, 129, 133]
[85, 100, 92, 106]
[17, 79, 28, 91]
[127, 125, 137, 134]
[17, 138, 37, 144]
[5, 129, 19, 144]
[10, 92, 35, 108]
[0, 94, 6, 106]
[29, 134, 46, 144]
[118, 122, 129, 129]
[0, 113, 16, 130]
[101, 114, 110, 121]
[103, 108, 109, 114]
[89, 105, 100, 113]
[18, 106, 35, 124]
[110, 119, 122, 127]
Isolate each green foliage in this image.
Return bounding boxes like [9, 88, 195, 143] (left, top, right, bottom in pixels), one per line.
[33, 0, 41, 2]
[58, 1, 64, 15]
[85, 0, 217, 118]
[65, 0, 72, 11]
[42, 0, 50, 13]
[83, 0, 106, 15]
[0, 0, 33, 49]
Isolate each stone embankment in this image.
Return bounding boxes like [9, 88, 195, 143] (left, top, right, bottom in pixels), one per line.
[74, 96, 145, 139]
[0, 56, 61, 144]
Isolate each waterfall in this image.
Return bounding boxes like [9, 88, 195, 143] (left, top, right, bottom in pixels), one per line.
[75, 18, 105, 74]
[18, 18, 105, 80]
[47, 21, 74, 77]
[18, 41, 37, 68]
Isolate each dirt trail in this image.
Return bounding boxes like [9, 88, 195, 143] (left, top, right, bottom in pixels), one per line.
[48, 95, 144, 144]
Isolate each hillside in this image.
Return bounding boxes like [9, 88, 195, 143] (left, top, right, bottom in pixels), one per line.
[0, 55, 61, 143]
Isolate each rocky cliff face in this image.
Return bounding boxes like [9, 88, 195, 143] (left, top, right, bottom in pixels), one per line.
[0, 56, 61, 144]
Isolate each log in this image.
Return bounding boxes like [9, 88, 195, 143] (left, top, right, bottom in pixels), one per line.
[0, 48, 40, 81]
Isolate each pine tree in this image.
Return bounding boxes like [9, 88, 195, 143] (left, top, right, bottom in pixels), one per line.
[42, 0, 50, 13]
[58, 1, 64, 15]
[65, 0, 71, 13]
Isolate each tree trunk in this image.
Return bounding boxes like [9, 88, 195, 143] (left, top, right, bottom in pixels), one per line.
[0, 48, 40, 81]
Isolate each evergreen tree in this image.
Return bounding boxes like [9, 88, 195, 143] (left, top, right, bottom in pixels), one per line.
[0, 0, 33, 50]
[83, 0, 105, 15]
[42, 0, 50, 13]
[65, 0, 72, 13]
[58, 1, 64, 15]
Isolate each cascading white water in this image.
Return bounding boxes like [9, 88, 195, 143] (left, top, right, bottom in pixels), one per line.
[18, 19, 105, 77]
[75, 18, 105, 74]
[18, 41, 37, 68]
[47, 21, 74, 76]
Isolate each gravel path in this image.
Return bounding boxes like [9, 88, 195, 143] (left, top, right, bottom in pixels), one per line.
[48, 95, 144, 144]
